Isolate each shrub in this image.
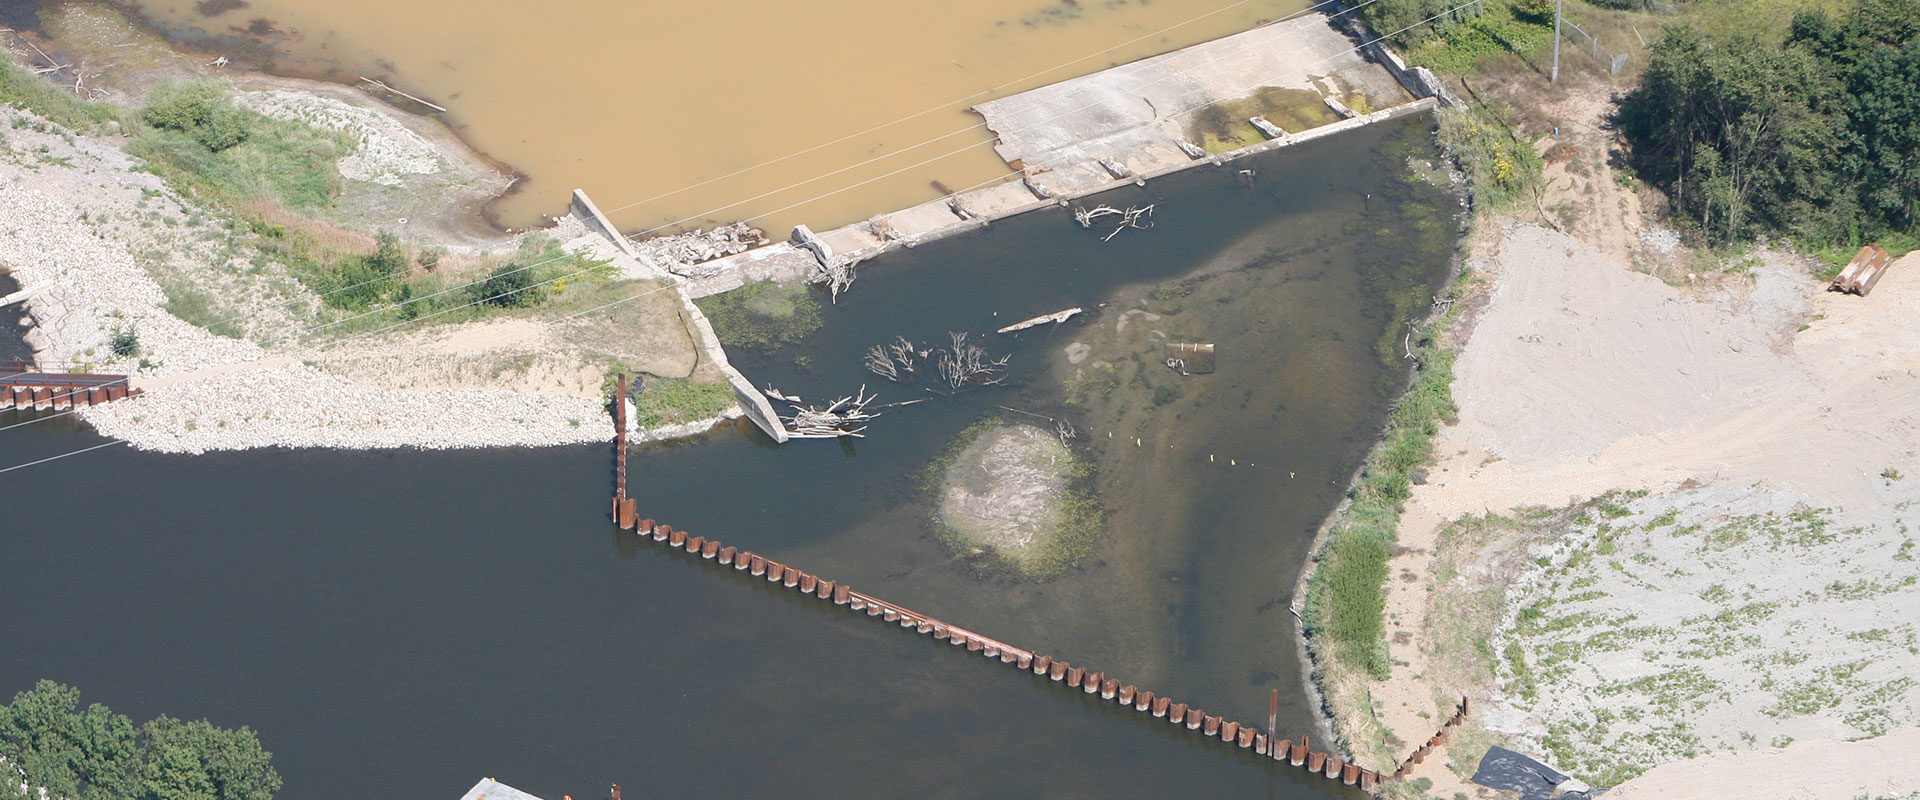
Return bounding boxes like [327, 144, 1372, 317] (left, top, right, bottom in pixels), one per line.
[1437, 104, 1544, 209]
[470, 262, 545, 308]
[141, 81, 251, 152]
[315, 232, 406, 310]
[109, 325, 141, 358]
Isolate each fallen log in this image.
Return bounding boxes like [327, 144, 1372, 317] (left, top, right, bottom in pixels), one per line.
[997, 307, 1082, 334]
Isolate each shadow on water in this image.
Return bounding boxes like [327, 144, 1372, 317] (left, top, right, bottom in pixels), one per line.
[0, 116, 1456, 798]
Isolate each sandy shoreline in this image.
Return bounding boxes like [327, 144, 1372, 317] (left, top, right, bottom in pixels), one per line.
[1308, 221, 1920, 796]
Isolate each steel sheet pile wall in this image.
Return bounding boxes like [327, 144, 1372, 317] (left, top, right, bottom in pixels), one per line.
[605, 390, 1386, 791]
[0, 361, 139, 410]
[1388, 697, 1470, 779]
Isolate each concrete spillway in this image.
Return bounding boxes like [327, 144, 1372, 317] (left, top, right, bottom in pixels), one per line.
[650, 11, 1452, 300]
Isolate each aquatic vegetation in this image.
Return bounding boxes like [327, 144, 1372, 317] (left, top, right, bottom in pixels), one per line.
[922, 418, 1103, 581]
[695, 280, 823, 352]
[1304, 267, 1464, 680]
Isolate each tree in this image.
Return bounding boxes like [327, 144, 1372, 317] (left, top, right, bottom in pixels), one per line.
[136, 718, 279, 800]
[0, 681, 139, 800]
[0, 682, 280, 800]
[1620, 0, 1920, 246]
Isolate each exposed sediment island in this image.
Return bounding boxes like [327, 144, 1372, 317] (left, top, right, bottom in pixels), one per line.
[932, 420, 1102, 579]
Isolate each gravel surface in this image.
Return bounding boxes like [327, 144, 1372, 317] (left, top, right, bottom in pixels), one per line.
[0, 103, 718, 453]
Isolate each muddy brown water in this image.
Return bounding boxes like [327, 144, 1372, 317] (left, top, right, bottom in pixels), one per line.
[90, 0, 1312, 233]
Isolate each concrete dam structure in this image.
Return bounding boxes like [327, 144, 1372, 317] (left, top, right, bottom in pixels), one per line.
[656, 11, 1453, 300]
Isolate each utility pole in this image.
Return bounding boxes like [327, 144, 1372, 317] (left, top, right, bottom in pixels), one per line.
[1551, 0, 1563, 83]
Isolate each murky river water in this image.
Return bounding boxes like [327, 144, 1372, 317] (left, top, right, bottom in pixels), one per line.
[0, 117, 1457, 797]
[96, 0, 1312, 233]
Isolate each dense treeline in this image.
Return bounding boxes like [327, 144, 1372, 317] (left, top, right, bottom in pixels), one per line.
[0, 681, 280, 800]
[1618, 0, 1920, 245]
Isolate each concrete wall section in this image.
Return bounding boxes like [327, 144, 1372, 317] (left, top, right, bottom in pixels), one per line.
[673, 287, 790, 443]
[971, 13, 1415, 198]
[570, 189, 637, 257]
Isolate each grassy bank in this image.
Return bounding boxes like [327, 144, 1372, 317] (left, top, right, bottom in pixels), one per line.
[1304, 266, 1466, 680]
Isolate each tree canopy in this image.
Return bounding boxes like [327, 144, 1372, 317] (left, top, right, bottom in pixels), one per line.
[1618, 0, 1920, 245]
[0, 681, 280, 800]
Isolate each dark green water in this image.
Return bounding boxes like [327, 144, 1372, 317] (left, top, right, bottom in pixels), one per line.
[0, 115, 1458, 798]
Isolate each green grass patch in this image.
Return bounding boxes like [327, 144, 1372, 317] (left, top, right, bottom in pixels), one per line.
[1402, 0, 1554, 76]
[1436, 103, 1544, 210]
[1303, 268, 1465, 679]
[157, 276, 245, 339]
[127, 80, 348, 212]
[0, 57, 120, 131]
[627, 378, 733, 429]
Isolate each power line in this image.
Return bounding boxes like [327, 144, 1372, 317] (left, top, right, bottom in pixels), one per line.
[0, 0, 1480, 475]
[592, 0, 1300, 218]
[614, 0, 1392, 245]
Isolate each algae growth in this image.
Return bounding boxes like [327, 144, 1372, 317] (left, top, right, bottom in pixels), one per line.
[925, 418, 1104, 581]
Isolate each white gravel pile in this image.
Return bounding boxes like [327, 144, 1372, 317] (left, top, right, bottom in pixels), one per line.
[0, 183, 256, 373]
[0, 104, 711, 453]
[242, 89, 442, 186]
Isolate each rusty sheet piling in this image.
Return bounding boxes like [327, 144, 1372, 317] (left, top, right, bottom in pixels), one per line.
[605, 401, 1386, 792]
[0, 362, 141, 410]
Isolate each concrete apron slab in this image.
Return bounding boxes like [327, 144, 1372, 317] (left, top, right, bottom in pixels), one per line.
[681, 13, 1441, 288]
[585, 13, 1446, 448]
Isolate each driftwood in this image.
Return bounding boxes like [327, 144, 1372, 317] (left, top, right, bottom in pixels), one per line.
[359, 77, 448, 112]
[764, 384, 884, 438]
[865, 332, 1008, 394]
[809, 258, 858, 303]
[997, 307, 1082, 334]
[1073, 204, 1155, 242]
